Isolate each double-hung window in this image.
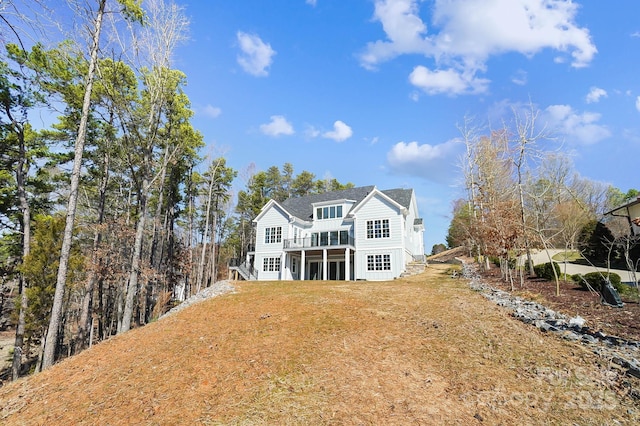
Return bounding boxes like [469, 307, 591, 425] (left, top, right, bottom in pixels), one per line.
[263, 257, 281, 272]
[264, 226, 282, 244]
[367, 254, 391, 271]
[366, 219, 390, 239]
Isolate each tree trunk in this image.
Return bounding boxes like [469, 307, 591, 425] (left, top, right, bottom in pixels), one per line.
[196, 171, 215, 292]
[149, 146, 169, 268]
[120, 182, 148, 333]
[208, 211, 218, 285]
[42, 0, 106, 370]
[11, 115, 30, 380]
[76, 149, 110, 352]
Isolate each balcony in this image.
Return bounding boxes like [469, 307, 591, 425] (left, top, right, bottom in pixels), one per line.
[283, 232, 355, 250]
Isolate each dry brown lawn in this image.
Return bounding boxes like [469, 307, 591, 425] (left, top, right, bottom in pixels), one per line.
[0, 264, 638, 425]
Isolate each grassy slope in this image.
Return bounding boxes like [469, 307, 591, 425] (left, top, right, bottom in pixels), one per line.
[0, 264, 637, 425]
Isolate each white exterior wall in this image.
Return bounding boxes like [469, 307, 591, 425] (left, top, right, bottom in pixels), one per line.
[254, 205, 289, 281]
[403, 192, 424, 262]
[353, 193, 405, 281]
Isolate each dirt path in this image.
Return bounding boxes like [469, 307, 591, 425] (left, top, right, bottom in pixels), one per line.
[0, 265, 638, 425]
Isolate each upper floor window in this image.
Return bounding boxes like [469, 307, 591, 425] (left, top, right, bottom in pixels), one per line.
[264, 226, 282, 244]
[367, 219, 390, 239]
[316, 205, 343, 220]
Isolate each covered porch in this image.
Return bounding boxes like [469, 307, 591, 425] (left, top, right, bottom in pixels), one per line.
[283, 247, 355, 281]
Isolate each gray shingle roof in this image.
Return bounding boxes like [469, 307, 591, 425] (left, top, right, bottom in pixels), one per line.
[279, 185, 414, 221]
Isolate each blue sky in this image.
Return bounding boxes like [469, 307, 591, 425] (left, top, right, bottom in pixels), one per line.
[9, 0, 640, 251]
[173, 0, 640, 251]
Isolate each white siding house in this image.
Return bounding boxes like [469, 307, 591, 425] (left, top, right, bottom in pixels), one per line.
[232, 186, 425, 281]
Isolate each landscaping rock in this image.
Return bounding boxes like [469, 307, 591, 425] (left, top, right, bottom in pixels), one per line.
[462, 262, 640, 381]
[161, 280, 236, 318]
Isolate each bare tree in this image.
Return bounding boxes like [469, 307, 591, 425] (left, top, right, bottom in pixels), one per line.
[509, 102, 550, 278]
[120, 0, 189, 333]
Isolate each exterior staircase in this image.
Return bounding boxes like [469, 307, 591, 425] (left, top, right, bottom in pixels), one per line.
[400, 260, 427, 278]
[228, 260, 259, 281]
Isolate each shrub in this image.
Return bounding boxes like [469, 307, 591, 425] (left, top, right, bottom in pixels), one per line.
[533, 262, 561, 281]
[617, 283, 639, 299]
[575, 272, 622, 292]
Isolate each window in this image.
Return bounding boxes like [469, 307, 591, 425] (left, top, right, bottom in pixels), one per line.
[263, 257, 281, 272]
[367, 254, 391, 271]
[311, 230, 350, 247]
[339, 230, 349, 245]
[366, 219, 390, 239]
[330, 231, 339, 245]
[264, 226, 282, 244]
[316, 205, 344, 220]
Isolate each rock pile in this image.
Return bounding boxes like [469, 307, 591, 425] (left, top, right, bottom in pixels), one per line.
[160, 280, 236, 319]
[462, 263, 640, 381]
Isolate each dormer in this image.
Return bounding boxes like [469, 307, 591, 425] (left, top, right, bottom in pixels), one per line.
[312, 199, 357, 222]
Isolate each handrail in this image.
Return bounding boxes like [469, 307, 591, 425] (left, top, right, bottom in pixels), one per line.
[228, 259, 258, 279]
[283, 235, 355, 249]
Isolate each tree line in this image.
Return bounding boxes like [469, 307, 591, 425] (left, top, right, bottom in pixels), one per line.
[0, 0, 352, 380]
[446, 109, 639, 293]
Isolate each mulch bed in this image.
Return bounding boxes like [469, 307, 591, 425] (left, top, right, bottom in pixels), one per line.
[479, 267, 640, 343]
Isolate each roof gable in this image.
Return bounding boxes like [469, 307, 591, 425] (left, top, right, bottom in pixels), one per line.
[349, 187, 406, 216]
[253, 199, 291, 223]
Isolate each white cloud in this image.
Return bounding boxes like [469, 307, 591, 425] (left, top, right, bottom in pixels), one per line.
[322, 120, 353, 142]
[544, 104, 611, 145]
[202, 104, 222, 118]
[387, 139, 462, 183]
[304, 125, 321, 138]
[409, 65, 489, 95]
[259, 115, 294, 136]
[635, 96, 640, 112]
[360, 0, 596, 95]
[585, 87, 607, 104]
[236, 31, 276, 77]
[306, 0, 317, 6]
[511, 70, 527, 86]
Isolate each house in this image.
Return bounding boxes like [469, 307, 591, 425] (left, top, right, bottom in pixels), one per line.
[230, 185, 425, 281]
[605, 195, 640, 236]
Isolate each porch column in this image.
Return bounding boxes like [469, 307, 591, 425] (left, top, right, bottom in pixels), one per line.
[345, 248, 350, 281]
[323, 249, 328, 281]
[280, 252, 287, 280]
[301, 250, 306, 280]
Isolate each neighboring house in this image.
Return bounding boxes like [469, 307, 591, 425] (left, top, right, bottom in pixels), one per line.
[605, 195, 640, 236]
[230, 185, 425, 281]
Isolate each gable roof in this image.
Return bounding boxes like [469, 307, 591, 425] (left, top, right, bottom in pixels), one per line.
[605, 196, 640, 217]
[277, 185, 414, 222]
[253, 199, 291, 223]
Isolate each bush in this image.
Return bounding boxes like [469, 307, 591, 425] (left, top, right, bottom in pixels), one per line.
[617, 283, 639, 299]
[574, 272, 622, 292]
[533, 262, 561, 281]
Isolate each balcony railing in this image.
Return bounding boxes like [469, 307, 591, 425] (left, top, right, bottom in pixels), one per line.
[283, 235, 355, 250]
